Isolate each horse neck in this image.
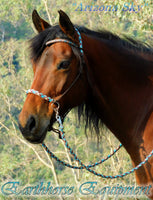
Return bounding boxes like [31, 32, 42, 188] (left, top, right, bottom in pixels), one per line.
[82, 33, 153, 154]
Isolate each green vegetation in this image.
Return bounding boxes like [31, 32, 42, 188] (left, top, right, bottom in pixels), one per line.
[0, 0, 152, 199]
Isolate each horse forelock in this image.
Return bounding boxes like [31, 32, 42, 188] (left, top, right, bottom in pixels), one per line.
[30, 25, 69, 62]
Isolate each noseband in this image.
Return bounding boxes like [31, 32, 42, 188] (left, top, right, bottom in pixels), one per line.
[26, 27, 84, 104]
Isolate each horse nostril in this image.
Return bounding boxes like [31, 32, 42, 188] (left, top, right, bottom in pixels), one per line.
[28, 116, 36, 132]
[18, 115, 38, 140]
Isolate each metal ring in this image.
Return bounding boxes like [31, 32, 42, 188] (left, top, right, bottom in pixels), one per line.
[51, 101, 60, 111]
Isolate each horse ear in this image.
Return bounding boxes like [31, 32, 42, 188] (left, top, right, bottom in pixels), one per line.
[32, 10, 51, 33]
[58, 10, 78, 42]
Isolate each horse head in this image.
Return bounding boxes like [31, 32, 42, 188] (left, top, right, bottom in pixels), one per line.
[18, 10, 88, 143]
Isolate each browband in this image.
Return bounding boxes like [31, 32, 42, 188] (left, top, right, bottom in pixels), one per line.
[45, 27, 84, 57]
[46, 39, 79, 49]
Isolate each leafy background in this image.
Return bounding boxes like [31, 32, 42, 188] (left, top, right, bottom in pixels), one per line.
[0, 0, 152, 199]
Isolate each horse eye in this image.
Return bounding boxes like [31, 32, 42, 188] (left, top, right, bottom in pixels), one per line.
[57, 60, 71, 70]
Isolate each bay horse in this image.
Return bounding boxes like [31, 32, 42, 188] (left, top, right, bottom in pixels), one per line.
[18, 10, 153, 198]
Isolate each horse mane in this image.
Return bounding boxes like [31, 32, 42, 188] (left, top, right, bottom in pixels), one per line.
[78, 26, 153, 55]
[30, 25, 153, 62]
[30, 25, 153, 136]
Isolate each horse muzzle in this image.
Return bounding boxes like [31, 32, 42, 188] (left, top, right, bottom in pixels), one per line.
[18, 114, 50, 144]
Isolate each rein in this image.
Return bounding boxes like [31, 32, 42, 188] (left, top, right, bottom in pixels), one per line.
[26, 27, 153, 178]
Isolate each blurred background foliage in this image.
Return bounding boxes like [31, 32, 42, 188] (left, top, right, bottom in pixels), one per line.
[0, 0, 152, 199]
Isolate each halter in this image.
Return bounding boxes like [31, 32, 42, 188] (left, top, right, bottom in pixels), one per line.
[26, 27, 153, 179]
